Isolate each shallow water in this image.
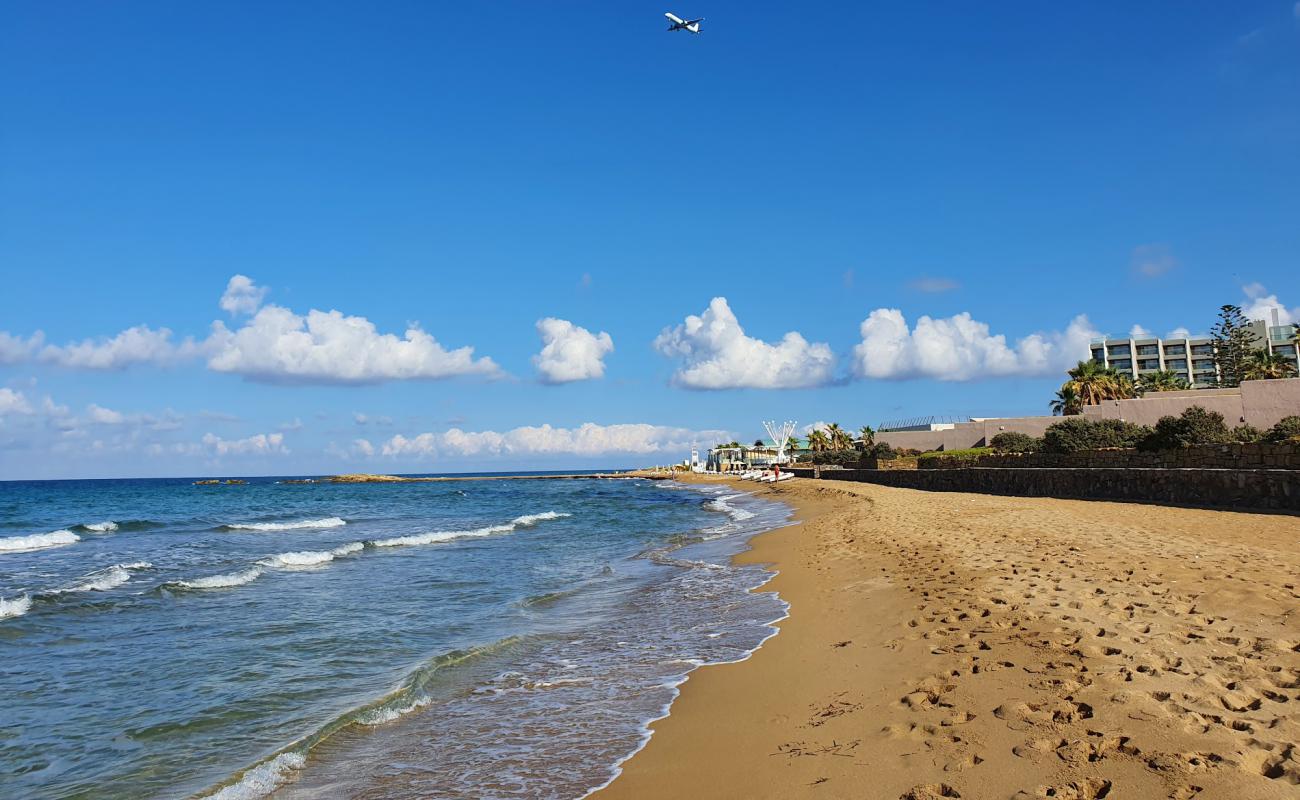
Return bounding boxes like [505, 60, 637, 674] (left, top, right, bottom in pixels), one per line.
[0, 475, 789, 799]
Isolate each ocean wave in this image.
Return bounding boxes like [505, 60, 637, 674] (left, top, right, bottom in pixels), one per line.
[46, 562, 153, 595]
[199, 752, 306, 800]
[167, 568, 264, 590]
[0, 530, 80, 554]
[82, 520, 119, 533]
[705, 495, 756, 522]
[0, 595, 32, 620]
[220, 517, 347, 532]
[371, 512, 569, 549]
[197, 637, 525, 798]
[259, 542, 364, 569]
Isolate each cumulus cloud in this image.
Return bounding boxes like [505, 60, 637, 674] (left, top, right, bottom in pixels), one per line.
[533, 318, 614, 384]
[1129, 324, 1152, 338]
[0, 388, 33, 416]
[219, 275, 268, 316]
[207, 304, 500, 385]
[851, 309, 1098, 381]
[86, 404, 126, 424]
[0, 332, 43, 365]
[1131, 244, 1178, 279]
[908, 276, 961, 293]
[379, 422, 732, 459]
[201, 431, 288, 456]
[654, 298, 835, 390]
[34, 326, 201, 370]
[1241, 283, 1298, 325]
[1167, 327, 1193, 340]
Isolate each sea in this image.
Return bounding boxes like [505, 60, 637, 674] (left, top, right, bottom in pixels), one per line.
[0, 473, 791, 800]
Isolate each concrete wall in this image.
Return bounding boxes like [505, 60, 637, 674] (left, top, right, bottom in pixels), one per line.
[877, 379, 1300, 451]
[787, 466, 1300, 513]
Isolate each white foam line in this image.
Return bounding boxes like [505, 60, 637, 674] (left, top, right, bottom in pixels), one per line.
[197, 751, 307, 800]
[259, 542, 364, 569]
[47, 562, 153, 595]
[0, 595, 32, 620]
[170, 567, 264, 590]
[371, 512, 569, 549]
[224, 517, 347, 531]
[83, 521, 119, 533]
[0, 529, 80, 554]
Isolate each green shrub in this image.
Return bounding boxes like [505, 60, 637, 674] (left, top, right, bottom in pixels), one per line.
[918, 447, 988, 459]
[989, 432, 1041, 453]
[1138, 406, 1231, 451]
[1042, 417, 1152, 453]
[796, 450, 865, 467]
[1266, 415, 1300, 443]
[1231, 424, 1263, 444]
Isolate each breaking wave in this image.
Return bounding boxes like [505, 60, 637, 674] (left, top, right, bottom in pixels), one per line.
[82, 521, 119, 533]
[167, 568, 264, 591]
[0, 595, 32, 620]
[371, 512, 569, 549]
[259, 542, 364, 569]
[705, 494, 756, 522]
[199, 752, 307, 800]
[220, 517, 347, 532]
[0, 530, 80, 554]
[45, 562, 153, 595]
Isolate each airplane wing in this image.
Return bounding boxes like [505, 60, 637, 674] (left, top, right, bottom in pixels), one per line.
[665, 12, 684, 24]
[686, 18, 704, 24]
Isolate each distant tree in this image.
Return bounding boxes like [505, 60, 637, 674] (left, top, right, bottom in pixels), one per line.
[1051, 385, 1082, 416]
[753, 438, 765, 448]
[1243, 349, 1297, 381]
[1210, 305, 1255, 388]
[1136, 370, 1189, 394]
[857, 425, 875, 449]
[806, 429, 831, 453]
[824, 423, 852, 451]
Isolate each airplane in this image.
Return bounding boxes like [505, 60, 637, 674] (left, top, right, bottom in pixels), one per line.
[665, 12, 703, 34]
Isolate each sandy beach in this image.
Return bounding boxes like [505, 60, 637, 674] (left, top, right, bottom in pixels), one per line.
[596, 476, 1300, 799]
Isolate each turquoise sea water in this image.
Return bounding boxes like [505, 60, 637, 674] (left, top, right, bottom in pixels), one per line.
[0, 474, 790, 799]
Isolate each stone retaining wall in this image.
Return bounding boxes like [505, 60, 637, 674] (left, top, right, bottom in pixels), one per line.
[785, 466, 1300, 512]
[918, 442, 1300, 471]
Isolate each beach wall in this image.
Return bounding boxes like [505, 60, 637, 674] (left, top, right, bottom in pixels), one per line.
[787, 466, 1300, 512]
[918, 442, 1300, 471]
[876, 378, 1300, 452]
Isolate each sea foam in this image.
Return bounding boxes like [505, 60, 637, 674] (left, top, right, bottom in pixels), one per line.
[49, 562, 153, 595]
[222, 517, 347, 532]
[169, 568, 264, 590]
[260, 542, 364, 569]
[0, 530, 80, 554]
[0, 595, 32, 620]
[199, 751, 306, 800]
[83, 521, 119, 533]
[370, 512, 569, 549]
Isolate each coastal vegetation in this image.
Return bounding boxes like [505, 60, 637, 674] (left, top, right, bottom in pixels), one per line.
[1210, 304, 1255, 388]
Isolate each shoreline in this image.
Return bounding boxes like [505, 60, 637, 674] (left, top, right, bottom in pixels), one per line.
[595, 475, 1300, 799]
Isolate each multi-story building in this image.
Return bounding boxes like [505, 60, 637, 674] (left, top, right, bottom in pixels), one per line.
[1090, 318, 1298, 388]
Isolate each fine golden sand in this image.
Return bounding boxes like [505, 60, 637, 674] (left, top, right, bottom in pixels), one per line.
[596, 476, 1300, 800]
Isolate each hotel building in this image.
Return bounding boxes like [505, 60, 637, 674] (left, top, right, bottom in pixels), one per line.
[1090, 318, 1298, 388]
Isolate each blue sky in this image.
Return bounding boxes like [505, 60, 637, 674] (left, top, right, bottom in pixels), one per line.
[2, 1, 1299, 479]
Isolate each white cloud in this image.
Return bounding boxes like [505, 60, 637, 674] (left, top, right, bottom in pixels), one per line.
[908, 276, 961, 293]
[219, 275, 268, 316]
[0, 388, 33, 416]
[353, 438, 374, 457]
[1166, 327, 1192, 339]
[1241, 283, 1298, 325]
[0, 332, 43, 365]
[379, 422, 732, 459]
[207, 305, 500, 385]
[851, 309, 1098, 381]
[1131, 244, 1178, 279]
[533, 318, 614, 384]
[201, 431, 288, 456]
[86, 404, 126, 425]
[38, 325, 199, 370]
[279, 418, 304, 432]
[653, 297, 834, 390]
[1129, 324, 1152, 338]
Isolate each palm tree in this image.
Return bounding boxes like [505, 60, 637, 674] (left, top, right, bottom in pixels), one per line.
[1051, 384, 1081, 416]
[806, 430, 831, 453]
[857, 425, 875, 449]
[1244, 349, 1298, 381]
[823, 423, 852, 451]
[1136, 370, 1189, 395]
[1058, 360, 1134, 408]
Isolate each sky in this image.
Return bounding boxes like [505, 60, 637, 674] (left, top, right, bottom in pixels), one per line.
[2, 1, 1299, 480]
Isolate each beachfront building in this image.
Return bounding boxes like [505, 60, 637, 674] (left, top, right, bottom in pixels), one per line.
[1090, 318, 1298, 389]
[705, 439, 798, 472]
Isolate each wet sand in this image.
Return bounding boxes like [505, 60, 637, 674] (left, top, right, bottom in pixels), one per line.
[595, 475, 1300, 799]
